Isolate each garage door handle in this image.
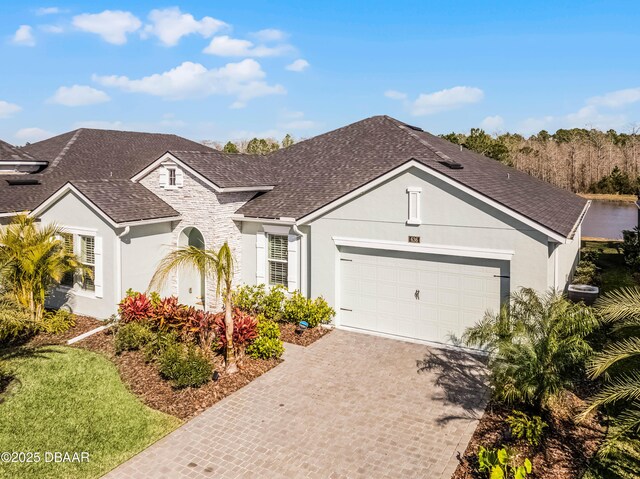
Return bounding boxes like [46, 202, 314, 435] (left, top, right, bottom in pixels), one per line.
[340, 308, 352, 312]
[415, 289, 420, 300]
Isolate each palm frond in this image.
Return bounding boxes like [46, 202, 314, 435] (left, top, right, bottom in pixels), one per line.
[148, 246, 217, 292]
[588, 337, 640, 378]
[595, 287, 640, 322]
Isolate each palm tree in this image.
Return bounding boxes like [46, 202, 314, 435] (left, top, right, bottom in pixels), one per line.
[149, 242, 238, 373]
[463, 288, 598, 411]
[579, 287, 640, 444]
[0, 214, 85, 323]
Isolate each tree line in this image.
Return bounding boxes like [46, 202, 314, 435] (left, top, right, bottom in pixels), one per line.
[442, 127, 640, 194]
[202, 134, 295, 155]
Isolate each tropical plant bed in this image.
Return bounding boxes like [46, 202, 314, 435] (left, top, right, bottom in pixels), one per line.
[73, 328, 281, 420]
[26, 315, 103, 347]
[452, 390, 605, 479]
[279, 322, 332, 346]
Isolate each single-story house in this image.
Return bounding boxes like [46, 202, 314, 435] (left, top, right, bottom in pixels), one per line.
[0, 116, 589, 345]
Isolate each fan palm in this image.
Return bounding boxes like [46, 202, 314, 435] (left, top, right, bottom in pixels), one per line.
[463, 287, 598, 411]
[149, 242, 238, 373]
[0, 214, 85, 323]
[579, 287, 640, 444]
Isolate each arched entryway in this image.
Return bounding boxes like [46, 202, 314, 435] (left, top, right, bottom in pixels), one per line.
[178, 227, 205, 308]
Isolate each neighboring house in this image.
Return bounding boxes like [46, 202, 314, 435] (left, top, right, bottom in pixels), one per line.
[0, 116, 589, 345]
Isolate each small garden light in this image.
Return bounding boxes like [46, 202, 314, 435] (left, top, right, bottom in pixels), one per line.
[295, 321, 309, 335]
[212, 371, 220, 381]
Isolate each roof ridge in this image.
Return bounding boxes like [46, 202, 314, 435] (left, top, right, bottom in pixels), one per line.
[46, 129, 83, 172]
[384, 117, 454, 162]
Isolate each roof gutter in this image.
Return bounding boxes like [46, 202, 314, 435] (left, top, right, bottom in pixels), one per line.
[566, 200, 591, 241]
[231, 213, 297, 225]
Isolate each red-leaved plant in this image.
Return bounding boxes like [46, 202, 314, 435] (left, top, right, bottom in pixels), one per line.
[181, 306, 218, 354]
[152, 296, 184, 331]
[118, 292, 154, 323]
[215, 308, 258, 357]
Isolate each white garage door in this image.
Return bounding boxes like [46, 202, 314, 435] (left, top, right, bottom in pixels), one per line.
[339, 249, 506, 344]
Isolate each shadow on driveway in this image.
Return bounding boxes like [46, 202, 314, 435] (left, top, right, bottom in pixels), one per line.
[417, 347, 489, 425]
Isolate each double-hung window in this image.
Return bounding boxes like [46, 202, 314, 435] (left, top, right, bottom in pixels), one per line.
[60, 232, 75, 288]
[267, 234, 288, 286]
[80, 235, 96, 292]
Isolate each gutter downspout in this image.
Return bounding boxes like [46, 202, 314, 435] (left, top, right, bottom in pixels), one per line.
[115, 226, 130, 306]
[291, 224, 308, 297]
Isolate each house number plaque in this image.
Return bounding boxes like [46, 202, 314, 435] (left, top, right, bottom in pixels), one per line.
[408, 236, 421, 244]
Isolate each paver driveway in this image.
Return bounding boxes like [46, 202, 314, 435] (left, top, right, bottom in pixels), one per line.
[105, 329, 488, 479]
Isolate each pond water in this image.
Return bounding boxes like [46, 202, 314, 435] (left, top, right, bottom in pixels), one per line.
[582, 200, 638, 240]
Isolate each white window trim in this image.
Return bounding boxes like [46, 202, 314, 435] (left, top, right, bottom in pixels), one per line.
[267, 233, 289, 287]
[406, 186, 422, 225]
[54, 227, 102, 299]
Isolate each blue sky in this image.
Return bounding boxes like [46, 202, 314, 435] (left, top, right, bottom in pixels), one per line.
[1, 1, 639, 145]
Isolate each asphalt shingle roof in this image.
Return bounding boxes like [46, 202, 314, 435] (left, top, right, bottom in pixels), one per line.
[166, 151, 272, 188]
[236, 115, 588, 238]
[0, 139, 38, 162]
[70, 180, 179, 224]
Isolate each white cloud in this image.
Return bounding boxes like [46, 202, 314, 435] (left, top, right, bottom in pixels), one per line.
[587, 87, 640, 108]
[142, 7, 227, 47]
[73, 10, 142, 45]
[74, 120, 124, 130]
[480, 115, 504, 132]
[410, 86, 484, 116]
[0, 100, 22, 119]
[93, 59, 286, 107]
[12, 25, 36, 46]
[203, 35, 293, 57]
[286, 59, 309, 72]
[251, 29, 288, 42]
[49, 85, 110, 106]
[518, 106, 628, 135]
[384, 90, 407, 100]
[15, 127, 53, 143]
[36, 7, 61, 15]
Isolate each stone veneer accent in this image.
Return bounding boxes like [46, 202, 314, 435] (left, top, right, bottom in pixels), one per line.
[140, 164, 254, 310]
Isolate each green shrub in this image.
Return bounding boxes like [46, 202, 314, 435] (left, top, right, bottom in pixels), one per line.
[0, 296, 37, 342]
[159, 344, 213, 388]
[573, 260, 598, 285]
[477, 446, 532, 479]
[622, 227, 640, 271]
[282, 291, 335, 328]
[233, 284, 286, 320]
[41, 309, 76, 334]
[142, 330, 180, 362]
[115, 322, 154, 354]
[506, 411, 547, 447]
[247, 314, 284, 359]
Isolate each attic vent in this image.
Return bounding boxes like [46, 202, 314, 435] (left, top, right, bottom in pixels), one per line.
[438, 160, 464, 170]
[6, 178, 41, 185]
[404, 123, 424, 132]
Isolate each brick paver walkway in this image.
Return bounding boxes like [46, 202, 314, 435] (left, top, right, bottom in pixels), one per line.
[105, 329, 488, 479]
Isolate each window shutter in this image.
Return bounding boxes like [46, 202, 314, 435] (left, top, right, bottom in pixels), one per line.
[94, 236, 103, 298]
[287, 234, 298, 292]
[176, 168, 184, 187]
[159, 167, 168, 187]
[407, 187, 422, 225]
[256, 232, 266, 284]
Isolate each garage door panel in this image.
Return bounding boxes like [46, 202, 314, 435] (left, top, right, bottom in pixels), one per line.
[340, 250, 505, 344]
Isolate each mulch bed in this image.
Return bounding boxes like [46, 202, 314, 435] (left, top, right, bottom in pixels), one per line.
[25, 315, 104, 348]
[279, 322, 332, 346]
[73, 328, 281, 420]
[452, 386, 606, 479]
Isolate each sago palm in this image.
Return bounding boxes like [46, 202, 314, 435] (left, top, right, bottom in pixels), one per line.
[149, 242, 238, 373]
[0, 214, 85, 322]
[463, 287, 598, 411]
[579, 287, 640, 444]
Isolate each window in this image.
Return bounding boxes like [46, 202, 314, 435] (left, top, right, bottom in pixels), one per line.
[406, 187, 422, 225]
[80, 235, 95, 292]
[168, 167, 177, 186]
[60, 233, 74, 287]
[268, 234, 288, 286]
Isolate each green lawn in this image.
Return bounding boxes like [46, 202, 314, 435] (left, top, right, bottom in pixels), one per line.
[0, 346, 180, 479]
[581, 240, 640, 478]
